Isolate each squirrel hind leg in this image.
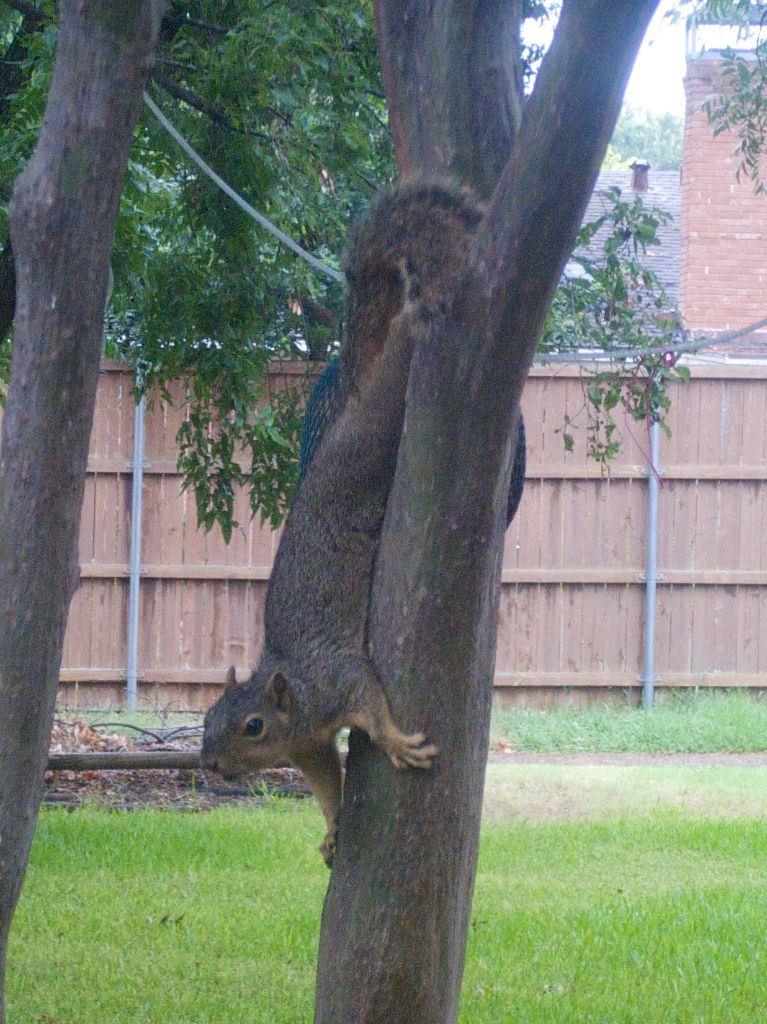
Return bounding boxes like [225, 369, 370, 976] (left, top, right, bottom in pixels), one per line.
[346, 658, 438, 770]
[289, 740, 343, 869]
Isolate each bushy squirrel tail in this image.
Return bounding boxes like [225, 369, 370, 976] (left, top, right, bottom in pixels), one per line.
[340, 183, 484, 393]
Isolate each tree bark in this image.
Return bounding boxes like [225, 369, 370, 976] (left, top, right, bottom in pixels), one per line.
[0, 3, 165, 1020]
[374, 0, 524, 197]
[314, 3, 659, 1023]
[46, 751, 201, 771]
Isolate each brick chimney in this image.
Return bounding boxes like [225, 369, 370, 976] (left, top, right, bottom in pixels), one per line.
[630, 160, 650, 192]
[680, 53, 767, 344]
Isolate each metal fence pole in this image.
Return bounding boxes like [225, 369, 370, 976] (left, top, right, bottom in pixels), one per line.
[641, 416, 662, 710]
[126, 392, 146, 714]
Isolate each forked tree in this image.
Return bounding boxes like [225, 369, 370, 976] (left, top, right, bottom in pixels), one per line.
[0, 2, 659, 1023]
[314, 3, 659, 1022]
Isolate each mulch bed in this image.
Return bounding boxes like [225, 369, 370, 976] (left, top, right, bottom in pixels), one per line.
[44, 718, 310, 811]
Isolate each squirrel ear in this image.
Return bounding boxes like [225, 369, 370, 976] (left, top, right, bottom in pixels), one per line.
[224, 666, 238, 692]
[264, 671, 293, 714]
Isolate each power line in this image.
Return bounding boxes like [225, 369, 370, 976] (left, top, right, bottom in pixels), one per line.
[536, 314, 767, 364]
[142, 91, 345, 284]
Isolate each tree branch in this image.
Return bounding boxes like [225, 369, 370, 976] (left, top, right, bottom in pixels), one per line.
[478, 0, 660, 387]
[150, 69, 231, 125]
[374, 0, 524, 197]
[149, 70, 270, 141]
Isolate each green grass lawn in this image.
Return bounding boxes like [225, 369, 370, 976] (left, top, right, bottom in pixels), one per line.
[491, 689, 767, 753]
[9, 768, 767, 1023]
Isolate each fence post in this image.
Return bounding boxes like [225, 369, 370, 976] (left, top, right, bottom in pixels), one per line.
[641, 414, 662, 710]
[126, 391, 146, 714]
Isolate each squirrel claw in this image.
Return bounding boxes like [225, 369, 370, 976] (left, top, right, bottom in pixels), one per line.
[386, 731, 438, 770]
[320, 826, 337, 869]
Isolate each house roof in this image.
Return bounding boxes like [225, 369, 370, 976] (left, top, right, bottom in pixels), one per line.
[580, 169, 767, 362]
[579, 169, 682, 304]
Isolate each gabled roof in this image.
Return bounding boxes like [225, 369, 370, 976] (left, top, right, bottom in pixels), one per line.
[579, 169, 681, 303]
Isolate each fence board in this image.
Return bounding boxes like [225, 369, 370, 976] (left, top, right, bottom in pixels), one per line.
[3, 360, 767, 709]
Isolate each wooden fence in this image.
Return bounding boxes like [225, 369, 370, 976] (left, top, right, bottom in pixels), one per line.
[8, 359, 766, 710]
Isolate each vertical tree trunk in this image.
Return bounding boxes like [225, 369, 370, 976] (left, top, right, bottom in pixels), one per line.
[374, 0, 523, 197]
[315, 3, 659, 1022]
[0, 4, 165, 1019]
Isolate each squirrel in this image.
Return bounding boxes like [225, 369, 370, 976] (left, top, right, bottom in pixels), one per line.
[201, 184, 484, 866]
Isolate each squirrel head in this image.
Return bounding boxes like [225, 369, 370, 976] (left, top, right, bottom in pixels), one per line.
[201, 665, 295, 779]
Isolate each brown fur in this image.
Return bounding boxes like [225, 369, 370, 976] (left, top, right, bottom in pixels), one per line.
[201, 184, 482, 865]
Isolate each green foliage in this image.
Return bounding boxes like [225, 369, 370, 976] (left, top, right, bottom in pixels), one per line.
[0, 1, 393, 532]
[541, 186, 688, 462]
[684, 1, 767, 192]
[689, 0, 767, 27]
[604, 106, 683, 171]
[11, 804, 767, 1022]
[703, 47, 767, 193]
[0, 2, 686, 533]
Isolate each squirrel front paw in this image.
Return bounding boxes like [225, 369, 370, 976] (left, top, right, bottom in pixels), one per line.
[385, 731, 438, 771]
[320, 824, 338, 868]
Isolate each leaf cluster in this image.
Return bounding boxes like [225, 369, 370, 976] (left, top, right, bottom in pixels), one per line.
[703, 46, 767, 193]
[0, 0, 393, 534]
[541, 187, 689, 463]
[685, 0, 767, 192]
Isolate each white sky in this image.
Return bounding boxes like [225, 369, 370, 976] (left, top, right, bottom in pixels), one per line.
[528, 1, 765, 117]
[624, 1, 687, 115]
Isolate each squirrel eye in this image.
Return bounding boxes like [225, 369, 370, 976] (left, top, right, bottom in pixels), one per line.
[244, 717, 265, 738]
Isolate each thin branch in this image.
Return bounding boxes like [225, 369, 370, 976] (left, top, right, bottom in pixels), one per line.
[360, 100, 388, 131]
[150, 70, 270, 141]
[479, 0, 661, 385]
[163, 13, 229, 35]
[353, 169, 379, 192]
[157, 56, 198, 74]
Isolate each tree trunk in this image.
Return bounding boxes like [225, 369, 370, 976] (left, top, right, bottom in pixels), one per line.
[0, 4, 165, 1019]
[374, 0, 524, 198]
[314, 3, 659, 1022]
